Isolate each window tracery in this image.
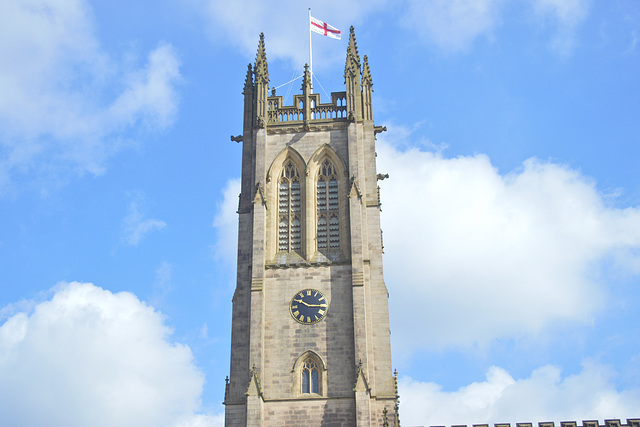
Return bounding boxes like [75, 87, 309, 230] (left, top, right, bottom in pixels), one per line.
[278, 160, 301, 252]
[301, 359, 319, 394]
[317, 159, 339, 250]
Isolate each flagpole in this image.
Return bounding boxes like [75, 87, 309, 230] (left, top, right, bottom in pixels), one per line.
[308, 8, 313, 93]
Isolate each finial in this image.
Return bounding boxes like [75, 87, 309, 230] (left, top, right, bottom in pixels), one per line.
[254, 33, 269, 84]
[362, 55, 373, 86]
[302, 63, 311, 91]
[344, 26, 361, 80]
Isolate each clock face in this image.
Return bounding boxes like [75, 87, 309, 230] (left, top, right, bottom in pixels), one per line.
[289, 289, 328, 325]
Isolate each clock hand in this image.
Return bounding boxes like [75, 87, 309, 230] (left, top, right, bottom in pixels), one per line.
[294, 299, 311, 307]
[306, 304, 328, 308]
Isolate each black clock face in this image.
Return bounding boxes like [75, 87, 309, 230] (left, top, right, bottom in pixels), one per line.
[289, 289, 328, 325]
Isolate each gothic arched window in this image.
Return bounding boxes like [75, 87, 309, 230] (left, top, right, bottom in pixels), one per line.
[317, 159, 339, 250]
[279, 161, 302, 252]
[301, 359, 320, 394]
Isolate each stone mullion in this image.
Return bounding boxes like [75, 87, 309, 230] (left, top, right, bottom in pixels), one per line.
[305, 172, 315, 258]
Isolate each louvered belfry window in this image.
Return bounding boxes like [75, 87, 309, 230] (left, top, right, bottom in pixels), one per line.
[279, 161, 301, 252]
[317, 159, 339, 250]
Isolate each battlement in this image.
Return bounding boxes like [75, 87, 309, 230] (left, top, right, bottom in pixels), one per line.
[424, 419, 640, 427]
[267, 90, 348, 124]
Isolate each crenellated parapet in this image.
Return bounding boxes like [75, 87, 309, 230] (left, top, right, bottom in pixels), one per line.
[266, 90, 347, 126]
[432, 419, 640, 427]
[242, 27, 375, 136]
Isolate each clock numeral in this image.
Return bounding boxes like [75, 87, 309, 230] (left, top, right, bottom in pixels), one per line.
[291, 290, 327, 324]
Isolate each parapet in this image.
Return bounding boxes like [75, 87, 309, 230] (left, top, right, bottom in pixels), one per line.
[267, 89, 348, 126]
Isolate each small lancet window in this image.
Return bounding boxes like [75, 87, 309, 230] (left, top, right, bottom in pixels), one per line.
[279, 161, 302, 252]
[301, 359, 320, 394]
[317, 159, 339, 250]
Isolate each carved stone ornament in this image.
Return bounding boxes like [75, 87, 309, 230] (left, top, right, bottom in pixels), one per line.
[353, 359, 371, 393]
[253, 182, 266, 207]
[230, 135, 243, 143]
[348, 175, 362, 201]
[246, 365, 264, 398]
[374, 125, 387, 135]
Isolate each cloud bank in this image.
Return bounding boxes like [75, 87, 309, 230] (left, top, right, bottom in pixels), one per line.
[376, 137, 640, 352]
[0, 282, 221, 427]
[400, 363, 640, 427]
[0, 0, 181, 194]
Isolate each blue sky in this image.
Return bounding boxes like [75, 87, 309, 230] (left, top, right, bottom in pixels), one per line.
[1, 1, 639, 426]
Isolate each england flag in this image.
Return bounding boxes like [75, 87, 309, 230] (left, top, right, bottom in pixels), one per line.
[310, 16, 341, 40]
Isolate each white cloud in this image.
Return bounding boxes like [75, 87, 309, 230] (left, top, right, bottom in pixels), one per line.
[399, 363, 640, 426]
[0, 0, 181, 194]
[0, 282, 222, 427]
[531, 0, 590, 54]
[211, 178, 240, 269]
[400, 0, 591, 54]
[376, 136, 640, 352]
[403, 0, 503, 52]
[122, 200, 167, 246]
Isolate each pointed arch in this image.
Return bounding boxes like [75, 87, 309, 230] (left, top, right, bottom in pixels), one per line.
[266, 146, 306, 184]
[307, 144, 347, 178]
[291, 350, 327, 397]
[307, 145, 349, 259]
[266, 147, 307, 259]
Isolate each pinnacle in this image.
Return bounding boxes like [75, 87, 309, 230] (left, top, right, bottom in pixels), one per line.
[362, 55, 373, 86]
[344, 26, 361, 80]
[302, 63, 311, 91]
[254, 32, 269, 83]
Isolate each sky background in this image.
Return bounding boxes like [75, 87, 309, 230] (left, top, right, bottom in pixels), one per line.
[1, 0, 640, 426]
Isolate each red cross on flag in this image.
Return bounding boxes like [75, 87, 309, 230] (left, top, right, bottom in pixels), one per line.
[310, 15, 341, 40]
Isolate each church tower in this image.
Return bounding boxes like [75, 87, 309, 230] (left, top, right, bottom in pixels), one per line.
[224, 28, 399, 426]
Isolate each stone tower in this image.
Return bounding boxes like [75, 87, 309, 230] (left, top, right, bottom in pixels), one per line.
[224, 28, 399, 426]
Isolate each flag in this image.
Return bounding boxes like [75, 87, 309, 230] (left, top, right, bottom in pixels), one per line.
[310, 16, 341, 40]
